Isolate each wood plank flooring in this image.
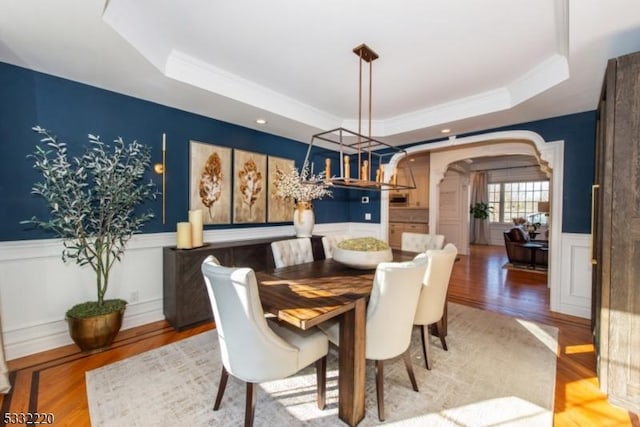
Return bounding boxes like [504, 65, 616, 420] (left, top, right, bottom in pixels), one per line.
[1, 244, 637, 426]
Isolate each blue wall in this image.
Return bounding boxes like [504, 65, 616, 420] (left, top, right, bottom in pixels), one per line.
[0, 62, 596, 241]
[0, 62, 349, 241]
[482, 112, 597, 233]
[402, 111, 597, 233]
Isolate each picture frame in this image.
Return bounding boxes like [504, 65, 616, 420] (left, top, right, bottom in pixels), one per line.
[189, 140, 232, 224]
[233, 149, 267, 223]
[267, 156, 296, 223]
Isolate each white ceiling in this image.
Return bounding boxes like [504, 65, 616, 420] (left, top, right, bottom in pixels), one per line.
[2, 0, 640, 146]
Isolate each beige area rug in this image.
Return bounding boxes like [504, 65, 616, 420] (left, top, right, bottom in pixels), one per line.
[502, 262, 548, 275]
[86, 303, 558, 426]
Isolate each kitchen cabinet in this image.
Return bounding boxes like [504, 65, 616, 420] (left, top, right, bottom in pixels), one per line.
[410, 166, 429, 208]
[389, 222, 428, 249]
[396, 158, 429, 208]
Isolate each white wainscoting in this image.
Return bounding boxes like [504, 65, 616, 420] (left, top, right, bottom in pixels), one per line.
[0, 222, 376, 360]
[556, 233, 592, 318]
[0, 222, 588, 360]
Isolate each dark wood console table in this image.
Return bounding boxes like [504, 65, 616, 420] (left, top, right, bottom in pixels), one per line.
[163, 235, 325, 330]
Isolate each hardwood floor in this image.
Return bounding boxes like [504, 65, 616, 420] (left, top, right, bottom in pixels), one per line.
[1, 244, 637, 426]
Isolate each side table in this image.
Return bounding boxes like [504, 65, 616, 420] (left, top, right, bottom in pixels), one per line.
[519, 242, 544, 269]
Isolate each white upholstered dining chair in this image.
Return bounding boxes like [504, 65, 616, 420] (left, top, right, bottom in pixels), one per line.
[401, 232, 445, 253]
[319, 258, 427, 421]
[321, 234, 351, 259]
[201, 256, 329, 427]
[413, 243, 458, 370]
[270, 237, 314, 268]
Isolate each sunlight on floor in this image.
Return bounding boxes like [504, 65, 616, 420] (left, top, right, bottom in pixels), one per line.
[557, 379, 634, 426]
[564, 343, 595, 355]
[517, 319, 558, 353]
[382, 396, 550, 426]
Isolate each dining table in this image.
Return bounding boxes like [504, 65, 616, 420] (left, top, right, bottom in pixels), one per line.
[256, 249, 446, 426]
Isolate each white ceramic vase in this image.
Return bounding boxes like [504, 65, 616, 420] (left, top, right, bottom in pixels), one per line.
[332, 247, 393, 270]
[293, 201, 314, 238]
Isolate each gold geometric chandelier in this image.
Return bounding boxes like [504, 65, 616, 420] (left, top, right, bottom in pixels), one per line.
[302, 43, 415, 191]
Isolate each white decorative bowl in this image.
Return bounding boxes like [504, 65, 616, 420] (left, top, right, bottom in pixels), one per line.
[332, 247, 393, 270]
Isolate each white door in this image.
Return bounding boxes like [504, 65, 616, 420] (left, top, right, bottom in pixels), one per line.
[438, 170, 469, 254]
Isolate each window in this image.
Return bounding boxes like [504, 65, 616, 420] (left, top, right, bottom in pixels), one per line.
[488, 180, 549, 224]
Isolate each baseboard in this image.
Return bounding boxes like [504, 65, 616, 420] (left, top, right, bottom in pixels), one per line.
[4, 298, 164, 361]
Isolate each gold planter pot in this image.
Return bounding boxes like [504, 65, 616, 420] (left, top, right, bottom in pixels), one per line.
[67, 309, 124, 353]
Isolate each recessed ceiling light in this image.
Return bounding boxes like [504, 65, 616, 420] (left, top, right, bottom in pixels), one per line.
[441, 128, 451, 134]
[256, 118, 267, 125]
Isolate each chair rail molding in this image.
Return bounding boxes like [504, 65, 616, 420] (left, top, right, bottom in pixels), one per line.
[0, 222, 359, 359]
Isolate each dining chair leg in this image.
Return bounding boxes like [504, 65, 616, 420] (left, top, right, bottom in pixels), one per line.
[316, 356, 327, 409]
[435, 320, 448, 351]
[213, 366, 229, 410]
[375, 360, 385, 421]
[402, 351, 419, 392]
[245, 382, 256, 427]
[420, 325, 432, 370]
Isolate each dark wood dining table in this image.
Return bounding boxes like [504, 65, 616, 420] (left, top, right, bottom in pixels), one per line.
[256, 249, 433, 426]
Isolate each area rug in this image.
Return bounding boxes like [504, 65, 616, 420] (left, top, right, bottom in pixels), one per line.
[86, 303, 558, 426]
[502, 262, 548, 275]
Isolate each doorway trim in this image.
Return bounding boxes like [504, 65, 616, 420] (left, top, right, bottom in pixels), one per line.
[381, 130, 565, 314]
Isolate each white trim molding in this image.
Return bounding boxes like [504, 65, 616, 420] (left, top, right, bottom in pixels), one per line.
[381, 130, 576, 318]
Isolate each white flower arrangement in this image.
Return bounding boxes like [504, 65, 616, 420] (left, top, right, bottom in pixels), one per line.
[274, 163, 332, 203]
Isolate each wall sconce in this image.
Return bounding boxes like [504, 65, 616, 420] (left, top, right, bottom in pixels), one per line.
[154, 133, 167, 224]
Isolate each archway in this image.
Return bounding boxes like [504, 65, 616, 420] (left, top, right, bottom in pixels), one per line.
[381, 130, 564, 313]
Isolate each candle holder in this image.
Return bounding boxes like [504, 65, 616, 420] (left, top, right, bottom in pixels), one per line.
[300, 44, 416, 191]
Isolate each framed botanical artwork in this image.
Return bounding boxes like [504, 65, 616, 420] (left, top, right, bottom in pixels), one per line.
[267, 156, 295, 223]
[233, 149, 267, 223]
[189, 140, 232, 224]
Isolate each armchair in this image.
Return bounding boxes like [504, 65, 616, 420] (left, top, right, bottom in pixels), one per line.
[401, 232, 445, 253]
[201, 256, 328, 426]
[413, 243, 458, 370]
[319, 258, 426, 421]
[270, 238, 314, 268]
[503, 226, 548, 268]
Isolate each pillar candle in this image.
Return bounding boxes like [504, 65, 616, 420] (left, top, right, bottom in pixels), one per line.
[176, 222, 193, 249]
[344, 155, 350, 182]
[188, 209, 204, 247]
[325, 158, 331, 182]
[361, 160, 369, 181]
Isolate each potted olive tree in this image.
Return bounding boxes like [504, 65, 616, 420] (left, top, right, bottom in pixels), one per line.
[22, 126, 157, 352]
